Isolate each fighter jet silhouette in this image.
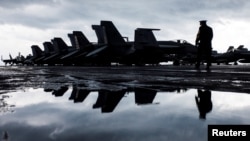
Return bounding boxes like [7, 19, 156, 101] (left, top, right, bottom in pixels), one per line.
[22, 20, 198, 66]
[212, 45, 250, 65]
[2, 53, 25, 66]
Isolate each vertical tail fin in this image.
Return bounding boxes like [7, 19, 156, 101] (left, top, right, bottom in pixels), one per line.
[68, 34, 77, 48]
[227, 46, 235, 52]
[9, 54, 13, 60]
[52, 38, 68, 53]
[100, 21, 127, 46]
[43, 42, 55, 54]
[72, 31, 91, 49]
[134, 28, 159, 50]
[31, 45, 43, 57]
[92, 25, 107, 44]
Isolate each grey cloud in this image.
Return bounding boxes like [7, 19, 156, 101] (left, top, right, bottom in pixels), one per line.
[0, 0, 60, 8]
[1, 0, 250, 30]
[1, 0, 250, 56]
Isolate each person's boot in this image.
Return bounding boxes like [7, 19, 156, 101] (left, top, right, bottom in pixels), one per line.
[195, 63, 200, 69]
[206, 65, 210, 70]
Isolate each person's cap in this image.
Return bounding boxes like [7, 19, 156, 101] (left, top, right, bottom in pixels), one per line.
[199, 20, 207, 24]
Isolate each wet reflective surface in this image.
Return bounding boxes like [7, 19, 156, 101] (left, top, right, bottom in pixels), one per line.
[1, 65, 250, 141]
[1, 88, 250, 141]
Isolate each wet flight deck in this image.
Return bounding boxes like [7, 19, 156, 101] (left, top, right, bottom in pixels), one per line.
[1, 65, 250, 141]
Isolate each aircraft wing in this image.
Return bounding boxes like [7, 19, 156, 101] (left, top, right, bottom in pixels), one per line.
[43, 53, 61, 61]
[159, 44, 180, 48]
[60, 50, 80, 60]
[85, 45, 108, 57]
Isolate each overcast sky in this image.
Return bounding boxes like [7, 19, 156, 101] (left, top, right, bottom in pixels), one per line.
[1, 0, 250, 61]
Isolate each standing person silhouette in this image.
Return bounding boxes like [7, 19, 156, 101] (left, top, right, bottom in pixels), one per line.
[195, 20, 213, 70]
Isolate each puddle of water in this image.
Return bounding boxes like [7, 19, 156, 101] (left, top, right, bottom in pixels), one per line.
[0, 88, 250, 141]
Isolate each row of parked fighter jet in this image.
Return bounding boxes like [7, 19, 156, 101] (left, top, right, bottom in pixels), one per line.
[2, 20, 250, 66]
[2, 20, 197, 66]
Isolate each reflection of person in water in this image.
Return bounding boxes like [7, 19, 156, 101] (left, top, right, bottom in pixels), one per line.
[195, 89, 212, 119]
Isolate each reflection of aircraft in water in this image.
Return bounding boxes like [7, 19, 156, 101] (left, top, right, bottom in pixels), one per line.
[69, 85, 90, 103]
[134, 88, 157, 105]
[44, 85, 69, 97]
[0, 94, 15, 114]
[195, 89, 212, 120]
[93, 90, 126, 113]
[43, 81, 187, 113]
[52, 86, 69, 97]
